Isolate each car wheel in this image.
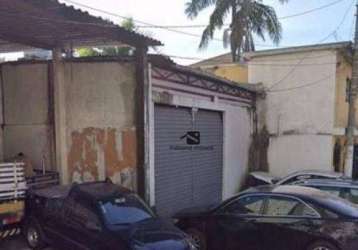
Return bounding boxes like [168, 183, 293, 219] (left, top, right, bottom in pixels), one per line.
[186, 228, 207, 250]
[307, 241, 339, 250]
[24, 219, 47, 250]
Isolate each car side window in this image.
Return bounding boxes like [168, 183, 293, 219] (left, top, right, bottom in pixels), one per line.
[74, 203, 101, 228]
[347, 189, 358, 204]
[314, 186, 341, 198]
[265, 196, 318, 217]
[222, 195, 265, 215]
[65, 197, 101, 230]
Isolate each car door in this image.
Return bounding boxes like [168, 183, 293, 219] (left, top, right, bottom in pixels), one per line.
[65, 198, 106, 250]
[259, 195, 321, 250]
[208, 195, 266, 250]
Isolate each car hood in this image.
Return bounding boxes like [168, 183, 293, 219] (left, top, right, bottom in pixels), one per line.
[111, 218, 189, 250]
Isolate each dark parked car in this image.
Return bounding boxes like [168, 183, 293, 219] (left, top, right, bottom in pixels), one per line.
[24, 181, 196, 250]
[293, 178, 358, 204]
[174, 185, 358, 250]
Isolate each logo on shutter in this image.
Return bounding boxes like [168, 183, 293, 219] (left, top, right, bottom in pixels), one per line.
[180, 131, 200, 145]
[169, 131, 213, 151]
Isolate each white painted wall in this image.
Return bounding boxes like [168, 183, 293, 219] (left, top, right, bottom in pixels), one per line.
[249, 49, 338, 177]
[150, 76, 253, 204]
[269, 135, 333, 177]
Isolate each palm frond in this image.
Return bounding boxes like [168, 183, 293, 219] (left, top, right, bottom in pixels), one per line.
[254, 2, 282, 44]
[250, 1, 282, 45]
[185, 0, 217, 19]
[186, 0, 285, 61]
[199, 0, 232, 48]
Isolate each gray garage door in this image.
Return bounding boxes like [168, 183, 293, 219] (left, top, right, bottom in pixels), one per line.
[154, 105, 223, 217]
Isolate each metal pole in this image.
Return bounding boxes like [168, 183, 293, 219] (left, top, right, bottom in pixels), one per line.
[345, 1, 358, 178]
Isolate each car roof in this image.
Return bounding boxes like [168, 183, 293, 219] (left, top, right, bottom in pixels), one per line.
[279, 170, 344, 180]
[245, 185, 330, 198]
[73, 181, 133, 201]
[297, 178, 358, 188]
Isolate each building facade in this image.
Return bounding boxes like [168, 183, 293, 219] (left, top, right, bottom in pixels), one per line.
[194, 42, 358, 178]
[0, 56, 256, 217]
[247, 42, 353, 177]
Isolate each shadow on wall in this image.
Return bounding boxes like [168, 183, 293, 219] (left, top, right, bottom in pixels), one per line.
[248, 125, 270, 173]
[67, 127, 137, 190]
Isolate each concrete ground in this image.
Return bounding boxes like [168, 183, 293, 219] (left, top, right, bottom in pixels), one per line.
[0, 235, 29, 250]
[0, 235, 52, 250]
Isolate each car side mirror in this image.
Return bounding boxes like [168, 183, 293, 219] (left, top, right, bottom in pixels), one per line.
[271, 178, 281, 184]
[85, 221, 102, 232]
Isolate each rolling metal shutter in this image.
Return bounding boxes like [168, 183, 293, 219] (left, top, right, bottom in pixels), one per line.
[154, 105, 223, 217]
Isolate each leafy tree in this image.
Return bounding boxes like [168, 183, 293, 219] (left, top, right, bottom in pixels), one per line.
[77, 18, 136, 57]
[185, 0, 289, 61]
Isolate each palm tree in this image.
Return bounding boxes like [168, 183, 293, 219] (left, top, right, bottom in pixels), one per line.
[185, 0, 288, 61]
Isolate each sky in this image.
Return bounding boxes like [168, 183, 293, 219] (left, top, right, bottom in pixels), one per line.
[28, 0, 358, 64]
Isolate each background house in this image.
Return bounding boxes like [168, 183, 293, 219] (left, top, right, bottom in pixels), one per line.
[247, 42, 353, 177]
[194, 42, 356, 178]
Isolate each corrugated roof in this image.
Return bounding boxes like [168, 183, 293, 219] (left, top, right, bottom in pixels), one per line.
[52, 0, 161, 46]
[0, 0, 162, 52]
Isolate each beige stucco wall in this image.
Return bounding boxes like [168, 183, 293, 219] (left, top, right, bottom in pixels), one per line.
[1, 63, 55, 170]
[64, 61, 137, 190]
[249, 49, 339, 176]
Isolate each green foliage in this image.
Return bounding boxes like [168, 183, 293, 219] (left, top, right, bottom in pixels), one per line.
[76, 18, 136, 57]
[185, 0, 289, 61]
[76, 48, 101, 57]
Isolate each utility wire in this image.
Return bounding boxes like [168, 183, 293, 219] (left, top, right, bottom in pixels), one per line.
[138, 0, 347, 29]
[61, 0, 223, 42]
[61, 0, 281, 48]
[267, 0, 355, 91]
[268, 74, 335, 93]
[279, 0, 346, 20]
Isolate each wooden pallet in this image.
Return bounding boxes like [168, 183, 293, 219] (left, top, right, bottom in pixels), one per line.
[0, 163, 26, 202]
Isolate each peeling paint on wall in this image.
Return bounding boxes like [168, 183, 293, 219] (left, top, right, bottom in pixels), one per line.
[68, 127, 137, 190]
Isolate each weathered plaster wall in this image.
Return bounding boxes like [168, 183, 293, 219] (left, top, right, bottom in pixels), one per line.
[1, 63, 54, 169]
[249, 50, 338, 177]
[64, 62, 137, 190]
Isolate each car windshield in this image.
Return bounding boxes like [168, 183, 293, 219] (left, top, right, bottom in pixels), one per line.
[99, 194, 154, 225]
